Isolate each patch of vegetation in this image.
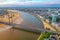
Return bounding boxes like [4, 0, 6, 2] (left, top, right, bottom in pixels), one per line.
[38, 32, 56, 40]
[46, 28, 50, 30]
[39, 32, 51, 40]
[48, 17, 52, 21]
[56, 18, 60, 22]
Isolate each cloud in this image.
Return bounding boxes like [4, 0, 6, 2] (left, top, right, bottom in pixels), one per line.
[0, 0, 60, 5]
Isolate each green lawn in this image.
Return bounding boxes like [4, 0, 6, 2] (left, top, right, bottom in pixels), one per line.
[38, 32, 51, 40]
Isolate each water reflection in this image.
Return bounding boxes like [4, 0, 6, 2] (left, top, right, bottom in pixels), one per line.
[19, 11, 44, 28]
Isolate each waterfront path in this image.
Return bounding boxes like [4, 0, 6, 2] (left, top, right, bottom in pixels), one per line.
[35, 14, 56, 31]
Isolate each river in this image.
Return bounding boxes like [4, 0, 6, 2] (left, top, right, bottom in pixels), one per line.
[0, 11, 44, 40]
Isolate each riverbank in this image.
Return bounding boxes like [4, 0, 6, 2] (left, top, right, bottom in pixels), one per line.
[36, 14, 59, 31]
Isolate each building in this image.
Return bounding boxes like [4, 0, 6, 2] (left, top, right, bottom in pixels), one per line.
[51, 13, 58, 23]
[49, 35, 58, 40]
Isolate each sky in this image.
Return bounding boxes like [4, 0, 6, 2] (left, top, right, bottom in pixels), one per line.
[0, 0, 60, 7]
[0, 0, 60, 5]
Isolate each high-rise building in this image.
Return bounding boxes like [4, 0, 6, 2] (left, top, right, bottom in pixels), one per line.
[51, 13, 58, 23]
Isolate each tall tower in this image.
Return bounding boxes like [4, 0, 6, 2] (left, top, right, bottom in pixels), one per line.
[51, 13, 58, 23]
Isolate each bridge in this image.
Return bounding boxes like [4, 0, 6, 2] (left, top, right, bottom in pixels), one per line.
[0, 21, 60, 35]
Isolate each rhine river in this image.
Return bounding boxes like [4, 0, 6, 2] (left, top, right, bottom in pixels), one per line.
[0, 11, 44, 40]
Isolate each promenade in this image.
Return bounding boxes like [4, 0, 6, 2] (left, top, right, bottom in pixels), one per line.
[36, 14, 57, 31]
[42, 20, 56, 31]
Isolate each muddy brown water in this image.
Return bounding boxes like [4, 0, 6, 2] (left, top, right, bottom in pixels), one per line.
[0, 29, 39, 40]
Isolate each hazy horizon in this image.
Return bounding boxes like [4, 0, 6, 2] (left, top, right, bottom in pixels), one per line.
[0, 0, 60, 7]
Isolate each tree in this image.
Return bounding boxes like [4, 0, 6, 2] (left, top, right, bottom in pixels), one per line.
[39, 32, 51, 40]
